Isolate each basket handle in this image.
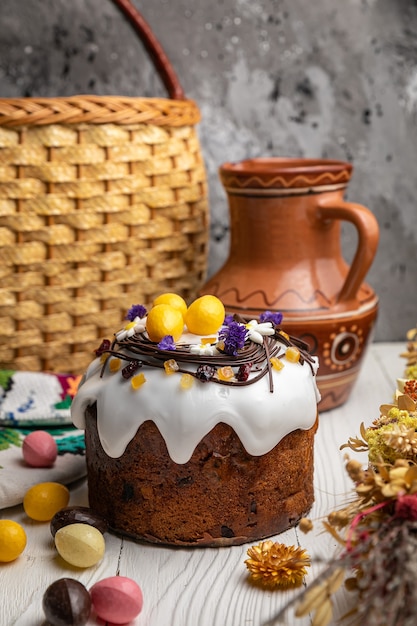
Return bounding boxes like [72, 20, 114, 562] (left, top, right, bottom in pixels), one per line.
[111, 0, 185, 100]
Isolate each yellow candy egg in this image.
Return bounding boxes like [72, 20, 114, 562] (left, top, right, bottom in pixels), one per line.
[55, 523, 105, 568]
[184, 295, 225, 335]
[0, 520, 27, 562]
[23, 482, 70, 522]
[146, 304, 184, 343]
[153, 292, 187, 318]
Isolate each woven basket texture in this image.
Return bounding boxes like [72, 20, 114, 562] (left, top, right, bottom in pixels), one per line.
[0, 95, 209, 374]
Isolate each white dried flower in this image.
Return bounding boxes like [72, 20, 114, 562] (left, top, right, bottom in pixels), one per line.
[116, 316, 146, 341]
[189, 343, 219, 356]
[246, 320, 275, 344]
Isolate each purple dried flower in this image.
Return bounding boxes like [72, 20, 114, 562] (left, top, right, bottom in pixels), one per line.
[218, 321, 248, 356]
[259, 310, 283, 326]
[223, 314, 235, 326]
[126, 304, 147, 322]
[158, 335, 177, 351]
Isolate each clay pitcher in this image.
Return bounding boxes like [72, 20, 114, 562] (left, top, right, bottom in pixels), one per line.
[200, 158, 379, 411]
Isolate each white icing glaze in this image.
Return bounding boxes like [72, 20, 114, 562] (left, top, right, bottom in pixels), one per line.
[71, 344, 320, 465]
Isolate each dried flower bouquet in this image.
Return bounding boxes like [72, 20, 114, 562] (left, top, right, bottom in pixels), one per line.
[250, 326, 417, 626]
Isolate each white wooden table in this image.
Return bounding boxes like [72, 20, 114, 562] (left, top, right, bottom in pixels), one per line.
[0, 342, 405, 626]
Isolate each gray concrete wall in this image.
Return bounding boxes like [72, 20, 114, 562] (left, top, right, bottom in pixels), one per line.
[1, 0, 416, 341]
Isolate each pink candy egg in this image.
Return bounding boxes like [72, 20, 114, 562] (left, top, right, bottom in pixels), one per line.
[22, 431, 58, 467]
[90, 576, 143, 624]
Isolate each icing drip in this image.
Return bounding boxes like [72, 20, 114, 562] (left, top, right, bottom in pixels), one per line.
[71, 320, 320, 464]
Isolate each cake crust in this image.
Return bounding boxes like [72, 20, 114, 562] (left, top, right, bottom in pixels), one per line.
[85, 405, 318, 547]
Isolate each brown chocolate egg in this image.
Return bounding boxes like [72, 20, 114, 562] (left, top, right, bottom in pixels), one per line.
[50, 506, 108, 538]
[42, 578, 91, 626]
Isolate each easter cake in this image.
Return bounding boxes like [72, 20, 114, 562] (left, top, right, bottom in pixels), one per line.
[71, 294, 320, 547]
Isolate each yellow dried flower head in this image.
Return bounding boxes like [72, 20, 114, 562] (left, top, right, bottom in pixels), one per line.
[365, 410, 417, 464]
[299, 517, 314, 533]
[328, 509, 351, 528]
[406, 326, 417, 342]
[381, 423, 417, 457]
[345, 457, 365, 482]
[406, 364, 417, 379]
[350, 459, 417, 506]
[245, 540, 310, 589]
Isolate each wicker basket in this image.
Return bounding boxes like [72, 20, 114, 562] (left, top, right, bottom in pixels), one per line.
[0, 0, 209, 374]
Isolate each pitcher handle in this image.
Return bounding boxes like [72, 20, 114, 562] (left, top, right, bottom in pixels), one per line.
[316, 198, 379, 304]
